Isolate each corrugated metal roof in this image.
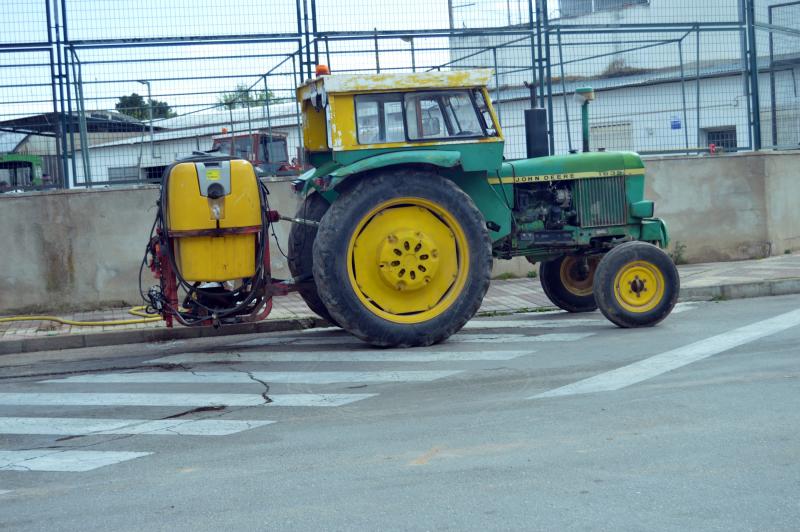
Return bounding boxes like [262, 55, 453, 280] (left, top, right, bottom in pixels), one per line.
[81, 102, 301, 150]
[0, 132, 27, 153]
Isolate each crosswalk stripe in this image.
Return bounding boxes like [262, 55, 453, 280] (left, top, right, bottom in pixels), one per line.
[231, 331, 593, 348]
[462, 319, 604, 329]
[531, 307, 800, 399]
[237, 337, 363, 347]
[43, 370, 462, 385]
[0, 417, 275, 436]
[0, 393, 375, 407]
[451, 332, 595, 343]
[0, 450, 152, 472]
[145, 350, 534, 365]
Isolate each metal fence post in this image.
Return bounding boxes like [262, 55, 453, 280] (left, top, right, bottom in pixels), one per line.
[746, 0, 762, 150]
[696, 25, 701, 150]
[557, 28, 572, 152]
[768, 4, 778, 148]
[678, 39, 690, 152]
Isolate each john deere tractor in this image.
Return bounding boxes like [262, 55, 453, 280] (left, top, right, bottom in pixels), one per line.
[288, 69, 678, 347]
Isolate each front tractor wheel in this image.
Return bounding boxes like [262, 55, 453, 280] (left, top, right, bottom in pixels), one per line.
[312, 171, 492, 347]
[539, 255, 600, 313]
[593, 241, 679, 328]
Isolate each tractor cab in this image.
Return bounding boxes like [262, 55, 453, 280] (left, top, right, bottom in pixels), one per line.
[211, 131, 299, 177]
[297, 69, 505, 177]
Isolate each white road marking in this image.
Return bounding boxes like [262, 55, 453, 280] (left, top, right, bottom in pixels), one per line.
[532, 308, 800, 399]
[0, 417, 275, 436]
[43, 370, 461, 385]
[0, 450, 152, 472]
[450, 333, 595, 343]
[235, 328, 342, 346]
[463, 319, 603, 329]
[0, 393, 375, 407]
[236, 337, 365, 347]
[145, 350, 534, 365]
[231, 329, 593, 348]
[670, 302, 698, 314]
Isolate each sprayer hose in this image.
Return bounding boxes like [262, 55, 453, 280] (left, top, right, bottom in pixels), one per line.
[0, 306, 163, 326]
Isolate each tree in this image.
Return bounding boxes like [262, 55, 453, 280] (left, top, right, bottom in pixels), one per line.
[217, 83, 277, 110]
[115, 93, 176, 120]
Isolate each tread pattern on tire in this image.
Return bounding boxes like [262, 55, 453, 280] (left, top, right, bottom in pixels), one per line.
[287, 192, 338, 325]
[312, 170, 492, 347]
[539, 256, 598, 313]
[593, 241, 679, 328]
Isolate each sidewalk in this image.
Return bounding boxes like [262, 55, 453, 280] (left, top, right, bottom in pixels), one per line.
[1, 253, 798, 355]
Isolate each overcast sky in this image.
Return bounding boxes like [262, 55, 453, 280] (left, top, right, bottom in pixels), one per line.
[1, 0, 541, 120]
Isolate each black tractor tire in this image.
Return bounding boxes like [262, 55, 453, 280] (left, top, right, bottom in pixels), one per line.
[312, 170, 492, 347]
[287, 193, 338, 326]
[593, 241, 679, 328]
[539, 255, 599, 313]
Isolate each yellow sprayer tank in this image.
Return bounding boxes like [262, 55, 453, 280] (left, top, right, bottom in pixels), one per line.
[166, 159, 262, 282]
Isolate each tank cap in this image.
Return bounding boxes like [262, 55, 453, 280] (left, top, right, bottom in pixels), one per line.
[207, 182, 225, 199]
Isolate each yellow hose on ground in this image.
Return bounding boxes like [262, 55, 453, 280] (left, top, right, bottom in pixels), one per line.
[0, 306, 163, 326]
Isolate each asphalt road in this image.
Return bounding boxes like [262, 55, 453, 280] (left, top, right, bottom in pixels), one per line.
[0, 295, 798, 531]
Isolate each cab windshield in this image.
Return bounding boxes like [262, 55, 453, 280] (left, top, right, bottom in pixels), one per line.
[355, 89, 494, 145]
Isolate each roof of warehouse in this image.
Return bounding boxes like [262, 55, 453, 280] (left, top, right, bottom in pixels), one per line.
[0, 111, 162, 136]
[79, 101, 301, 150]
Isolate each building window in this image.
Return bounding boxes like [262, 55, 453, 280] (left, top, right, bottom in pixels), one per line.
[559, 0, 648, 18]
[704, 128, 737, 150]
[107, 166, 139, 181]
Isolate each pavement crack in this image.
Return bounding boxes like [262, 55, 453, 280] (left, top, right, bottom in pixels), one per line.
[0, 363, 186, 382]
[162, 405, 227, 419]
[238, 370, 272, 404]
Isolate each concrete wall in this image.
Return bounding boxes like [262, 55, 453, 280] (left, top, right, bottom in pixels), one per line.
[646, 151, 800, 262]
[1, 151, 798, 313]
[0, 179, 298, 314]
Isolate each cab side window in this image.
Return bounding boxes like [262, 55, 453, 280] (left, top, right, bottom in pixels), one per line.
[355, 94, 405, 144]
[406, 90, 486, 140]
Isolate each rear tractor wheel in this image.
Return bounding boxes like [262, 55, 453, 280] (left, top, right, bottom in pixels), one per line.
[539, 255, 600, 313]
[312, 171, 492, 347]
[287, 193, 338, 326]
[593, 241, 679, 328]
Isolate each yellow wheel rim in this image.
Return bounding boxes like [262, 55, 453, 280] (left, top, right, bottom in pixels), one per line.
[559, 256, 599, 297]
[347, 197, 469, 324]
[613, 260, 665, 313]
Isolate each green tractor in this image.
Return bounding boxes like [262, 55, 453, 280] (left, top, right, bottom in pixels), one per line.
[288, 69, 678, 347]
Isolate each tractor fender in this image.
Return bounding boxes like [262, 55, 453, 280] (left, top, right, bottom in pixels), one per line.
[324, 150, 512, 241]
[328, 150, 462, 186]
[640, 218, 670, 248]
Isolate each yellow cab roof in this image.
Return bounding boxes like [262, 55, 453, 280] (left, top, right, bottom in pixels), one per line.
[297, 69, 493, 102]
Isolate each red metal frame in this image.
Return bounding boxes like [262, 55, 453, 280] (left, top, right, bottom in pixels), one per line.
[151, 209, 292, 328]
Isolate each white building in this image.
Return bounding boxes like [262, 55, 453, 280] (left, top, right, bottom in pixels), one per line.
[74, 102, 304, 186]
[453, 0, 800, 157]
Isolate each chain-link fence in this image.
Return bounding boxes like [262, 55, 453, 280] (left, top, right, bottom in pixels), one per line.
[1, 0, 797, 189]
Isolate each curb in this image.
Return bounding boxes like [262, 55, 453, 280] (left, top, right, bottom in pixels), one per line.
[679, 278, 800, 302]
[0, 317, 328, 356]
[2, 278, 798, 356]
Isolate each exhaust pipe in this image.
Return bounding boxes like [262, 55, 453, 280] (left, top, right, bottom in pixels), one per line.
[524, 108, 550, 159]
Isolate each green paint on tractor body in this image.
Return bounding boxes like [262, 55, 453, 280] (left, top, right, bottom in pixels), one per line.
[293, 73, 668, 264]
